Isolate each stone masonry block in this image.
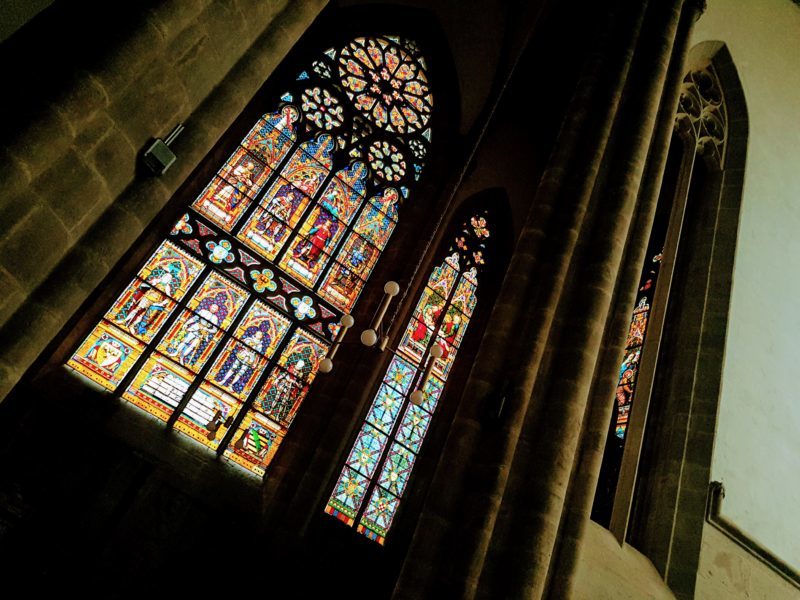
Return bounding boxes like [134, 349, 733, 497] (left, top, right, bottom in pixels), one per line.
[119, 177, 172, 230]
[0, 269, 26, 329]
[53, 71, 110, 129]
[33, 150, 110, 233]
[148, 0, 214, 42]
[74, 112, 116, 155]
[92, 16, 167, 97]
[7, 103, 75, 181]
[89, 124, 138, 198]
[81, 203, 143, 263]
[0, 204, 70, 291]
[109, 56, 190, 150]
[0, 298, 63, 370]
[0, 146, 33, 198]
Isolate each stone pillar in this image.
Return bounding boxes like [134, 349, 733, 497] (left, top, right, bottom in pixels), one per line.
[393, 1, 651, 597]
[466, 0, 688, 597]
[546, 1, 706, 598]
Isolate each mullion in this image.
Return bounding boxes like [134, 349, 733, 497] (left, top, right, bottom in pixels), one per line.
[351, 272, 466, 531]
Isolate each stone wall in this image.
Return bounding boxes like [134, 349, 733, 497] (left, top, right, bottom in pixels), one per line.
[0, 0, 328, 399]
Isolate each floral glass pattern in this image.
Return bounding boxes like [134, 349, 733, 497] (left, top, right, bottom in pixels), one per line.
[67, 35, 433, 477]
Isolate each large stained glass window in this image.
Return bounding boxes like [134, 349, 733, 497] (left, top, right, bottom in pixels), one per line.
[67, 35, 434, 477]
[325, 209, 492, 544]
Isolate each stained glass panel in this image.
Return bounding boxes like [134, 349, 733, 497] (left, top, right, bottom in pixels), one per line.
[395, 403, 432, 453]
[67, 322, 145, 390]
[224, 411, 284, 476]
[383, 355, 417, 394]
[105, 279, 176, 343]
[207, 339, 269, 400]
[317, 259, 368, 312]
[365, 384, 405, 435]
[358, 486, 400, 544]
[346, 423, 388, 479]
[241, 107, 299, 168]
[157, 309, 224, 372]
[186, 272, 249, 330]
[137, 241, 205, 301]
[377, 442, 416, 496]
[353, 193, 397, 250]
[232, 301, 291, 358]
[253, 366, 308, 425]
[277, 330, 328, 383]
[174, 382, 241, 450]
[123, 353, 193, 421]
[325, 467, 371, 525]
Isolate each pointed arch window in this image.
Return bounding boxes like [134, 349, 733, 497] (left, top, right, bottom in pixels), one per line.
[325, 208, 493, 544]
[65, 35, 434, 477]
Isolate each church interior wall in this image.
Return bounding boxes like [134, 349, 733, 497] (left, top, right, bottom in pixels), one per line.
[691, 0, 800, 576]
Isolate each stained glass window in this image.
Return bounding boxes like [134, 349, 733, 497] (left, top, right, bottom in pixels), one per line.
[67, 35, 434, 477]
[325, 209, 492, 544]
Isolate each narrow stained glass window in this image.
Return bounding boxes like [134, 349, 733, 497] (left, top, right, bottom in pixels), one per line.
[67, 35, 434, 477]
[325, 209, 492, 544]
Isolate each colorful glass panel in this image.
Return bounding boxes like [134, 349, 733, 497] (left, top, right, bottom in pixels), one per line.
[325, 467, 370, 525]
[123, 353, 193, 421]
[207, 339, 269, 400]
[186, 272, 249, 330]
[365, 384, 405, 435]
[174, 382, 241, 450]
[69, 35, 433, 484]
[358, 486, 400, 544]
[157, 309, 224, 372]
[241, 106, 299, 168]
[346, 423, 388, 479]
[277, 330, 328, 383]
[232, 301, 291, 358]
[327, 209, 491, 543]
[395, 404, 431, 453]
[224, 412, 284, 476]
[253, 366, 308, 426]
[353, 192, 398, 250]
[67, 322, 145, 391]
[105, 279, 176, 343]
[377, 442, 416, 496]
[137, 241, 205, 301]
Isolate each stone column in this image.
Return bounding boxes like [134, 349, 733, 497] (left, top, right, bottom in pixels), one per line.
[393, 0, 651, 597]
[546, 1, 706, 598]
[468, 0, 689, 597]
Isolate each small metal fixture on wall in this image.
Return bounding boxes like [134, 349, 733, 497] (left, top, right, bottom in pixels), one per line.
[142, 123, 185, 175]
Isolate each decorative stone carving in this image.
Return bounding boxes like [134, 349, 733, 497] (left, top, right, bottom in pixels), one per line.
[675, 65, 728, 167]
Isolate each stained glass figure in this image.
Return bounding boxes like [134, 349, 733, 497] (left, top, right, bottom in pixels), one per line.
[67, 34, 434, 480]
[106, 279, 176, 343]
[325, 209, 493, 543]
[157, 310, 224, 372]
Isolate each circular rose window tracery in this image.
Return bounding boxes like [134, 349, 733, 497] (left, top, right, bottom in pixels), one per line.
[339, 37, 433, 134]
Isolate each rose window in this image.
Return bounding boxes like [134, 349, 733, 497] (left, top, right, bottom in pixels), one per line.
[339, 37, 433, 134]
[301, 87, 344, 131]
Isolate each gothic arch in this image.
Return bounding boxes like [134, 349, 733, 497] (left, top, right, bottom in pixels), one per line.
[597, 40, 748, 597]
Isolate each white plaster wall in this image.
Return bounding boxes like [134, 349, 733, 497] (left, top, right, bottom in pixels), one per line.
[693, 0, 800, 572]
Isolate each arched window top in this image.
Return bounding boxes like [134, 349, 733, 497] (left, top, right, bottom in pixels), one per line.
[65, 33, 435, 478]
